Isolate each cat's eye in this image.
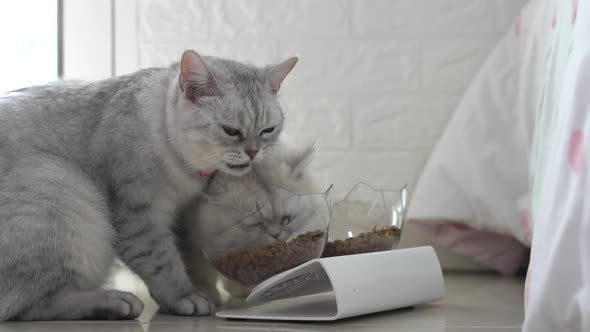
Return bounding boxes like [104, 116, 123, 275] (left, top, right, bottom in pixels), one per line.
[222, 125, 241, 137]
[260, 127, 275, 135]
[281, 215, 292, 226]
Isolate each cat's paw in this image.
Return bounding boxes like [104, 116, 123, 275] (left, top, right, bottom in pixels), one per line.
[100, 290, 144, 319]
[169, 291, 215, 316]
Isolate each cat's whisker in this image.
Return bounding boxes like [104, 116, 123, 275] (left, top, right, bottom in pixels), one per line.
[265, 143, 282, 148]
[197, 154, 223, 165]
[192, 153, 225, 166]
[197, 159, 224, 170]
[263, 145, 281, 152]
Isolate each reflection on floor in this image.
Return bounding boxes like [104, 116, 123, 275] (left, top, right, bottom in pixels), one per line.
[0, 272, 524, 332]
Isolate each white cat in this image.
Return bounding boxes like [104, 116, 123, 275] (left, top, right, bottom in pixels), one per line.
[179, 144, 319, 304]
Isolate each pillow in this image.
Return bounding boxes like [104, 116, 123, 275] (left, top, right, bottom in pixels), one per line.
[407, 2, 544, 274]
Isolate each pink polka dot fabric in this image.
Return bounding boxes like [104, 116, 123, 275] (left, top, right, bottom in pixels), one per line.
[572, 0, 578, 25]
[523, 0, 590, 331]
[520, 208, 532, 244]
[568, 129, 584, 173]
[409, 1, 590, 328]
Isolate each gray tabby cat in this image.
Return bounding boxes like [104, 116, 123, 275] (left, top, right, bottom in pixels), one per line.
[179, 144, 317, 304]
[0, 50, 297, 320]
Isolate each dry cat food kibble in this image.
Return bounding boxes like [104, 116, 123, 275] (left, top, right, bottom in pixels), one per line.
[322, 226, 401, 257]
[211, 227, 401, 285]
[211, 230, 326, 285]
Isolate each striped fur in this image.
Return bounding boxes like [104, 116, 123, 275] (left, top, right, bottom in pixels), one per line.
[0, 50, 296, 320]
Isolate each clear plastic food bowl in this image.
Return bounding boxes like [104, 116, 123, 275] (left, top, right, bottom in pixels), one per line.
[202, 186, 333, 286]
[324, 183, 407, 257]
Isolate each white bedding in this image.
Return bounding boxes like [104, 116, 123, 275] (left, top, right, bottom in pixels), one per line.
[524, 0, 590, 331]
[409, 0, 590, 329]
[407, 4, 532, 274]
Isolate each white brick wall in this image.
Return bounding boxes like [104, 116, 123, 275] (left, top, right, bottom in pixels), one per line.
[134, 0, 527, 198]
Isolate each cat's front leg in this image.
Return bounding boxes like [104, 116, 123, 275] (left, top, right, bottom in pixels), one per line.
[114, 201, 214, 316]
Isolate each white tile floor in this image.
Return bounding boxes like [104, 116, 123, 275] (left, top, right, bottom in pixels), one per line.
[0, 273, 524, 332]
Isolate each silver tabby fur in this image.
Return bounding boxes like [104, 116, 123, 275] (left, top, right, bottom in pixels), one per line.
[179, 144, 316, 304]
[0, 50, 297, 320]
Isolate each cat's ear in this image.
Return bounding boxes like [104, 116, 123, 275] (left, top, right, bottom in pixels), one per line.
[268, 56, 298, 94]
[178, 50, 222, 101]
[286, 144, 314, 179]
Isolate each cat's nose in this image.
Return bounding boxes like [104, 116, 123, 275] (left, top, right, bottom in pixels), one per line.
[246, 150, 258, 159]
